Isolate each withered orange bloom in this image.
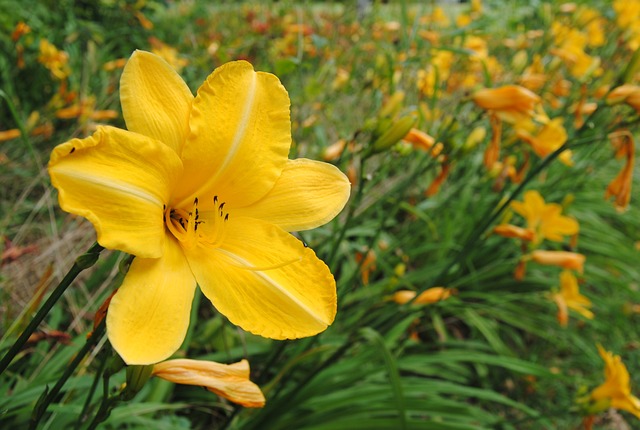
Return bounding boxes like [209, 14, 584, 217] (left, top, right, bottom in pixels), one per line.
[355, 249, 377, 285]
[392, 287, 453, 305]
[472, 85, 541, 124]
[493, 224, 535, 241]
[530, 250, 585, 273]
[606, 85, 640, 113]
[483, 114, 502, 169]
[425, 162, 450, 197]
[11, 21, 31, 42]
[323, 139, 347, 161]
[152, 359, 265, 408]
[605, 131, 635, 211]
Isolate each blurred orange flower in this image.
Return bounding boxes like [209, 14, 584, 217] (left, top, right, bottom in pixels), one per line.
[517, 118, 572, 165]
[38, 39, 70, 80]
[551, 270, 593, 326]
[472, 85, 541, 124]
[530, 250, 585, 273]
[588, 345, 640, 419]
[607, 85, 640, 114]
[510, 190, 579, 245]
[605, 131, 635, 212]
[493, 224, 535, 242]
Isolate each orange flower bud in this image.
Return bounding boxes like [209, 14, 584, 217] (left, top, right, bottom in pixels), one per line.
[493, 224, 535, 241]
[606, 85, 640, 112]
[402, 128, 435, 151]
[0, 129, 21, 142]
[392, 287, 453, 305]
[152, 359, 265, 408]
[530, 250, 586, 273]
[472, 85, 541, 124]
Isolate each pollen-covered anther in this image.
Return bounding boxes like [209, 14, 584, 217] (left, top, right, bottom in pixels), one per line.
[213, 195, 230, 222]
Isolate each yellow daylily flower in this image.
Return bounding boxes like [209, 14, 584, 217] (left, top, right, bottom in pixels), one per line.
[589, 345, 640, 419]
[152, 359, 265, 408]
[551, 270, 593, 326]
[38, 39, 70, 80]
[516, 118, 572, 166]
[510, 190, 579, 245]
[48, 50, 351, 365]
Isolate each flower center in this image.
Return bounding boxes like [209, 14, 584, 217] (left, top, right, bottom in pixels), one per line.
[164, 196, 229, 250]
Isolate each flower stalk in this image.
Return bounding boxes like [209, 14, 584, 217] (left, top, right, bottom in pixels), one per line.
[0, 242, 104, 376]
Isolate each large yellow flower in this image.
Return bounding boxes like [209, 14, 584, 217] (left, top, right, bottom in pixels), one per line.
[48, 50, 351, 365]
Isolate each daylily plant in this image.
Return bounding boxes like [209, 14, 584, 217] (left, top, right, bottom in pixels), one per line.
[48, 50, 350, 365]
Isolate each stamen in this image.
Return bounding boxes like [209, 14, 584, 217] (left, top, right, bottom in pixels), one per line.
[183, 198, 199, 248]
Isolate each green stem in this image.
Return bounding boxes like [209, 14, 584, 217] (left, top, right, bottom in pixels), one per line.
[30, 318, 106, 429]
[0, 242, 104, 376]
[84, 356, 120, 430]
[326, 157, 367, 268]
[75, 348, 109, 430]
[430, 129, 607, 288]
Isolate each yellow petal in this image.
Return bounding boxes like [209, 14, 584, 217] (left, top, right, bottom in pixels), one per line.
[173, 61, 291, 209]
[152, 359, 265, 408]
[185, 217, 336, 339]
[234, 159, 351, 231]
[48, 126, 183, 258]
[107, 236, 196, 365]
[120, 50, 193, 155]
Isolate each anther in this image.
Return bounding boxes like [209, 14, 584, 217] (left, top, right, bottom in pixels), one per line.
[224, 213, 229, 222]
[213, 196, 218, 204]
[219, 202, 226, 211]
[194, 197, 199, 205]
